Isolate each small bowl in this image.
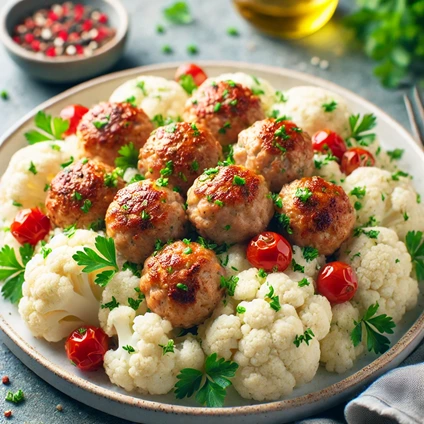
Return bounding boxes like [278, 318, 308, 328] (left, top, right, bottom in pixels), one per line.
[0, 0, 129, 84]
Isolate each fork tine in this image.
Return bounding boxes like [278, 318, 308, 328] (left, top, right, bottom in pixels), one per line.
[404, 94, 423, 146]
[413, 86, 424, 124]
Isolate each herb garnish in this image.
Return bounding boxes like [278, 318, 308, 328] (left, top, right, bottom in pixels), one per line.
[293, 328, 315, 347]
[159, 340, 175, 355]
[24, 111, 69, 144]
[405, 231, 424, 280]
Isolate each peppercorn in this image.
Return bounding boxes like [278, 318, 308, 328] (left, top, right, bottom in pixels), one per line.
[4, 410, 12, 418]
[2, 376, 10, 385]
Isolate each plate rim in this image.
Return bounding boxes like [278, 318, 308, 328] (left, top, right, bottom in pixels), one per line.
[1, 60, 423, 417]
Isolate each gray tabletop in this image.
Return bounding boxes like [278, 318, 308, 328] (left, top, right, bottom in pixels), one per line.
[0, 0, 417, 423]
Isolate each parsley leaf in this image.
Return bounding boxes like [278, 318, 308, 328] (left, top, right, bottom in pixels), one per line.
[405, 231, 424, 281]
[293, 328, 315, 347]
[24, 111, 70, 144]
[291, 259, 305, 273]
[101, 296, 120, 311]
[72, 236, 118, 287]
[179, 74, 198, 95]
[0, 244, 34, 303]
[163, 1, 193, 24]
[159, 340, 175, 355]
[302, 246, 319, 262]
[265, 285, 281, 311]
[174, 353, 238, 407]
[275, 212, 293, 234]
[220, 275, 239, 296]
[387, 148, 404, 161]
[295, 187, 312, 203]
[322, 100, 337, 112]
[5, 389, 24, 404]
[115, 142, 139, 171]
[348, 113, 377, 146]
[351, 302, 395, 354]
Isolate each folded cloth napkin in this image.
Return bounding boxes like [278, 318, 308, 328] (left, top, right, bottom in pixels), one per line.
[297, 339, 424, 424]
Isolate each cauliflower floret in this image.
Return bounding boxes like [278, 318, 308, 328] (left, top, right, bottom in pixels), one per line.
[339, 227, 419, 323]
[291, 245, 325, 280]
[109, 76, 188, 120]
[320, 302, 364, 374]
[269, 86, 352, 138]
[342, 167, 424, 240]
[103, 307, 204, 395]
[99, 269, 147, 336]
[218, 244, 251, 277]
[204, 73, 276, 112]
[0, 140, 79, 211]
[18, 229, 103, 342]
[201, 272, 332, 401]
[312, 153, 345, 185]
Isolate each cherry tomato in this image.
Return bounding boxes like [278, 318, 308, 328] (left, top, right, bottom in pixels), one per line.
[247, 231, 292, 272]
[312, 129, 347, 160]
[317, 261, 358, 304]
[10, 208, 51, 246]
[60, 104, 89, 137]
[65, 326, 109, 372]
[340, 147, 375, 175]
[175, 63, 208, 87]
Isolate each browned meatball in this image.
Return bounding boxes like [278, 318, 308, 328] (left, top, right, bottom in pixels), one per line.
[183, 80, 265, 146]
[45, 159, 123, 229]
[186, 165, 273, 244]
[276, 177, 355, 255]
[140, 240, 224, 328]
[234, 119, 314, 192]
[138, 122, 223, 194]
[77, 102, 154, 166]
[105, 179, 187, 263]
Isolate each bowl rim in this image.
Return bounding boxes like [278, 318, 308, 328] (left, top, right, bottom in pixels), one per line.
[0, 60, 423, 418]
[0, 0, 128, 63]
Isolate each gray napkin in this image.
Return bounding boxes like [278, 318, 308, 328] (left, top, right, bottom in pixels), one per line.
[297, 339, 424, 424]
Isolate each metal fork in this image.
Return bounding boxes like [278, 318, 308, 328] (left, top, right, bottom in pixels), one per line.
[404, 86, 424, 147]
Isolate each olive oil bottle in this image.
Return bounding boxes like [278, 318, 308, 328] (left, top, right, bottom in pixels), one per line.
[233, 0, 339, 39]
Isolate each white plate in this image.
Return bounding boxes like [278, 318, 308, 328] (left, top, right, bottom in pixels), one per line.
[1, 62, 423, 424]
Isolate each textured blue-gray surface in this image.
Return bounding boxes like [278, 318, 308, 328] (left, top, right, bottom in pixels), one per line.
[0, 0, 419, 423]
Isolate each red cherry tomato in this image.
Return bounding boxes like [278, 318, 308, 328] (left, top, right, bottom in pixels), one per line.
[60, 104, 89, 137]
[247, 231, 292, 272]
[175, 63, 208, 87]
[317, 261, 358, 304]
[340, 147, 375, 175]
[10, 208, 51, 246]
[65, 326, 109, 372]
[312, 129, 347, 160]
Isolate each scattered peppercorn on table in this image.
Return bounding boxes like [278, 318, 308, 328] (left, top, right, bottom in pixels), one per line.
[0, 0, 420, 423]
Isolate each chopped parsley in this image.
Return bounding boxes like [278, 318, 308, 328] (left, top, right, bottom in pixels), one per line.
[387, 148, 404, 161]
[269, 193, 283, 208]
[298, 278, 310, 287]
[81, 199, 92, 214]
[137, 81, 148, 96]
[291, 259, 305, 273]
[163, 1, 193, 24]
[159, 340, 175, 355]
[72, 191, 83, 201]
[125, 96, 137, 107]
[391, 170, 409, 181]
[293, 328, 315, 347]
[227, 27, 239, 36]
[350, 186, 366, 199]
[60, 156, 74, 169]
[191, 123, 200, 137]
[351, 302, 395, 354]
[141, 210, 150, 220]
[233, 175, 245, 185]
[122, 261, 142, 277]
[236, 305, 246, 314]
[220, 275, 239, 296]
[179, 74, 197, 94]
[295, 187, 312, 203]
[5, 389, 25, 404]
[63, 223, 77, 238]
[405, 231, 424, 280]
[302, 246, 319, 262]
[1, 90, 9, 100]
[218, 121, 231, 134]
[93, 115, 110, 129]
[123, 345, 135, 353]
[28, 161, 37, 175]
[191, 159, 199, 172]
[128, 288, 145, 310]
[275, 212, 293, 235]
[257, 268, 268, 280]
[322, 100, 337, 112]
[187, 44, 198, 54]
[162, 44, 173, 54]
[214, 102, 222, 113]
[265, 285, 281, 311]
[156, 24, 165, 34]
[314, 153, 337, 169]
[176, 283, 188, 291]
[101, 296, 120, 311]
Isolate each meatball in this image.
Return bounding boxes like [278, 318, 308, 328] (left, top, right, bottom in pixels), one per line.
[234, 119, 314, 192]
[140, 240, 224, 328]
[276, 177, 355, 255]
[77, 102, 154, 166]
[138, 122, 223, 194]
[183, 80, 265, 146]
[187, 165, 273, 244]
[105, 179, 187, 263]
[45, 159, 123, 229]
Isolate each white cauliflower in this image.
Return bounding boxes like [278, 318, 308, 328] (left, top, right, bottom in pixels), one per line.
[342, 167, 424, 240]
[218, 244, 251, 277]
[18, 230, 103, 342]
[99, 269, 147, 337]
[0, 140, 79, 212]
[339, 227, 419, 323]
[204, 72, 276, 112]
[109, 76, 188, 120]
[104, 307, 204, 395]
[200, 270, 332, 401]
[320, 302, 364, 373]
[312, 153, 345, 185]
[291, 245, 325, 280]
[269, 86, 352, 138]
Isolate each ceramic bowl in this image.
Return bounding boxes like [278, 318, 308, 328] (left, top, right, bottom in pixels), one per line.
[0, 0, 129, 83]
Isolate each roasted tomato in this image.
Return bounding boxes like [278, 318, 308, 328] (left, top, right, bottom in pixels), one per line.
[60, 104, 89, 137]
[340, 147, 375, 175]
[65, 326, 109, 372]
[311, 129, 347, 160]
[317, 261, 358, 304]
[10, 207, 51, 246]
[175, 63, 208, 87]
[247, 231, 292, 272]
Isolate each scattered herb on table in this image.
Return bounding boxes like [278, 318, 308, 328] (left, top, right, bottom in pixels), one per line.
[163, 1, 193, 24]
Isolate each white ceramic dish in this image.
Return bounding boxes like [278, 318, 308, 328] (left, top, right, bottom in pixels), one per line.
[0, 62, 423, 424]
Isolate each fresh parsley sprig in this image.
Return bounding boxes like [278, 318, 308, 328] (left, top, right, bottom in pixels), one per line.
[115, 142, 139, 172]
[164, 1, 193, 24]
[0, 244, 34, 303]
[174, 353, 238, 407]
[405, 231, 424, 281]
[72, 236, 119, 287]
[347, 113, 377, 147]
[351, 302, 396, 354]
[24, 111, 69, 144]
